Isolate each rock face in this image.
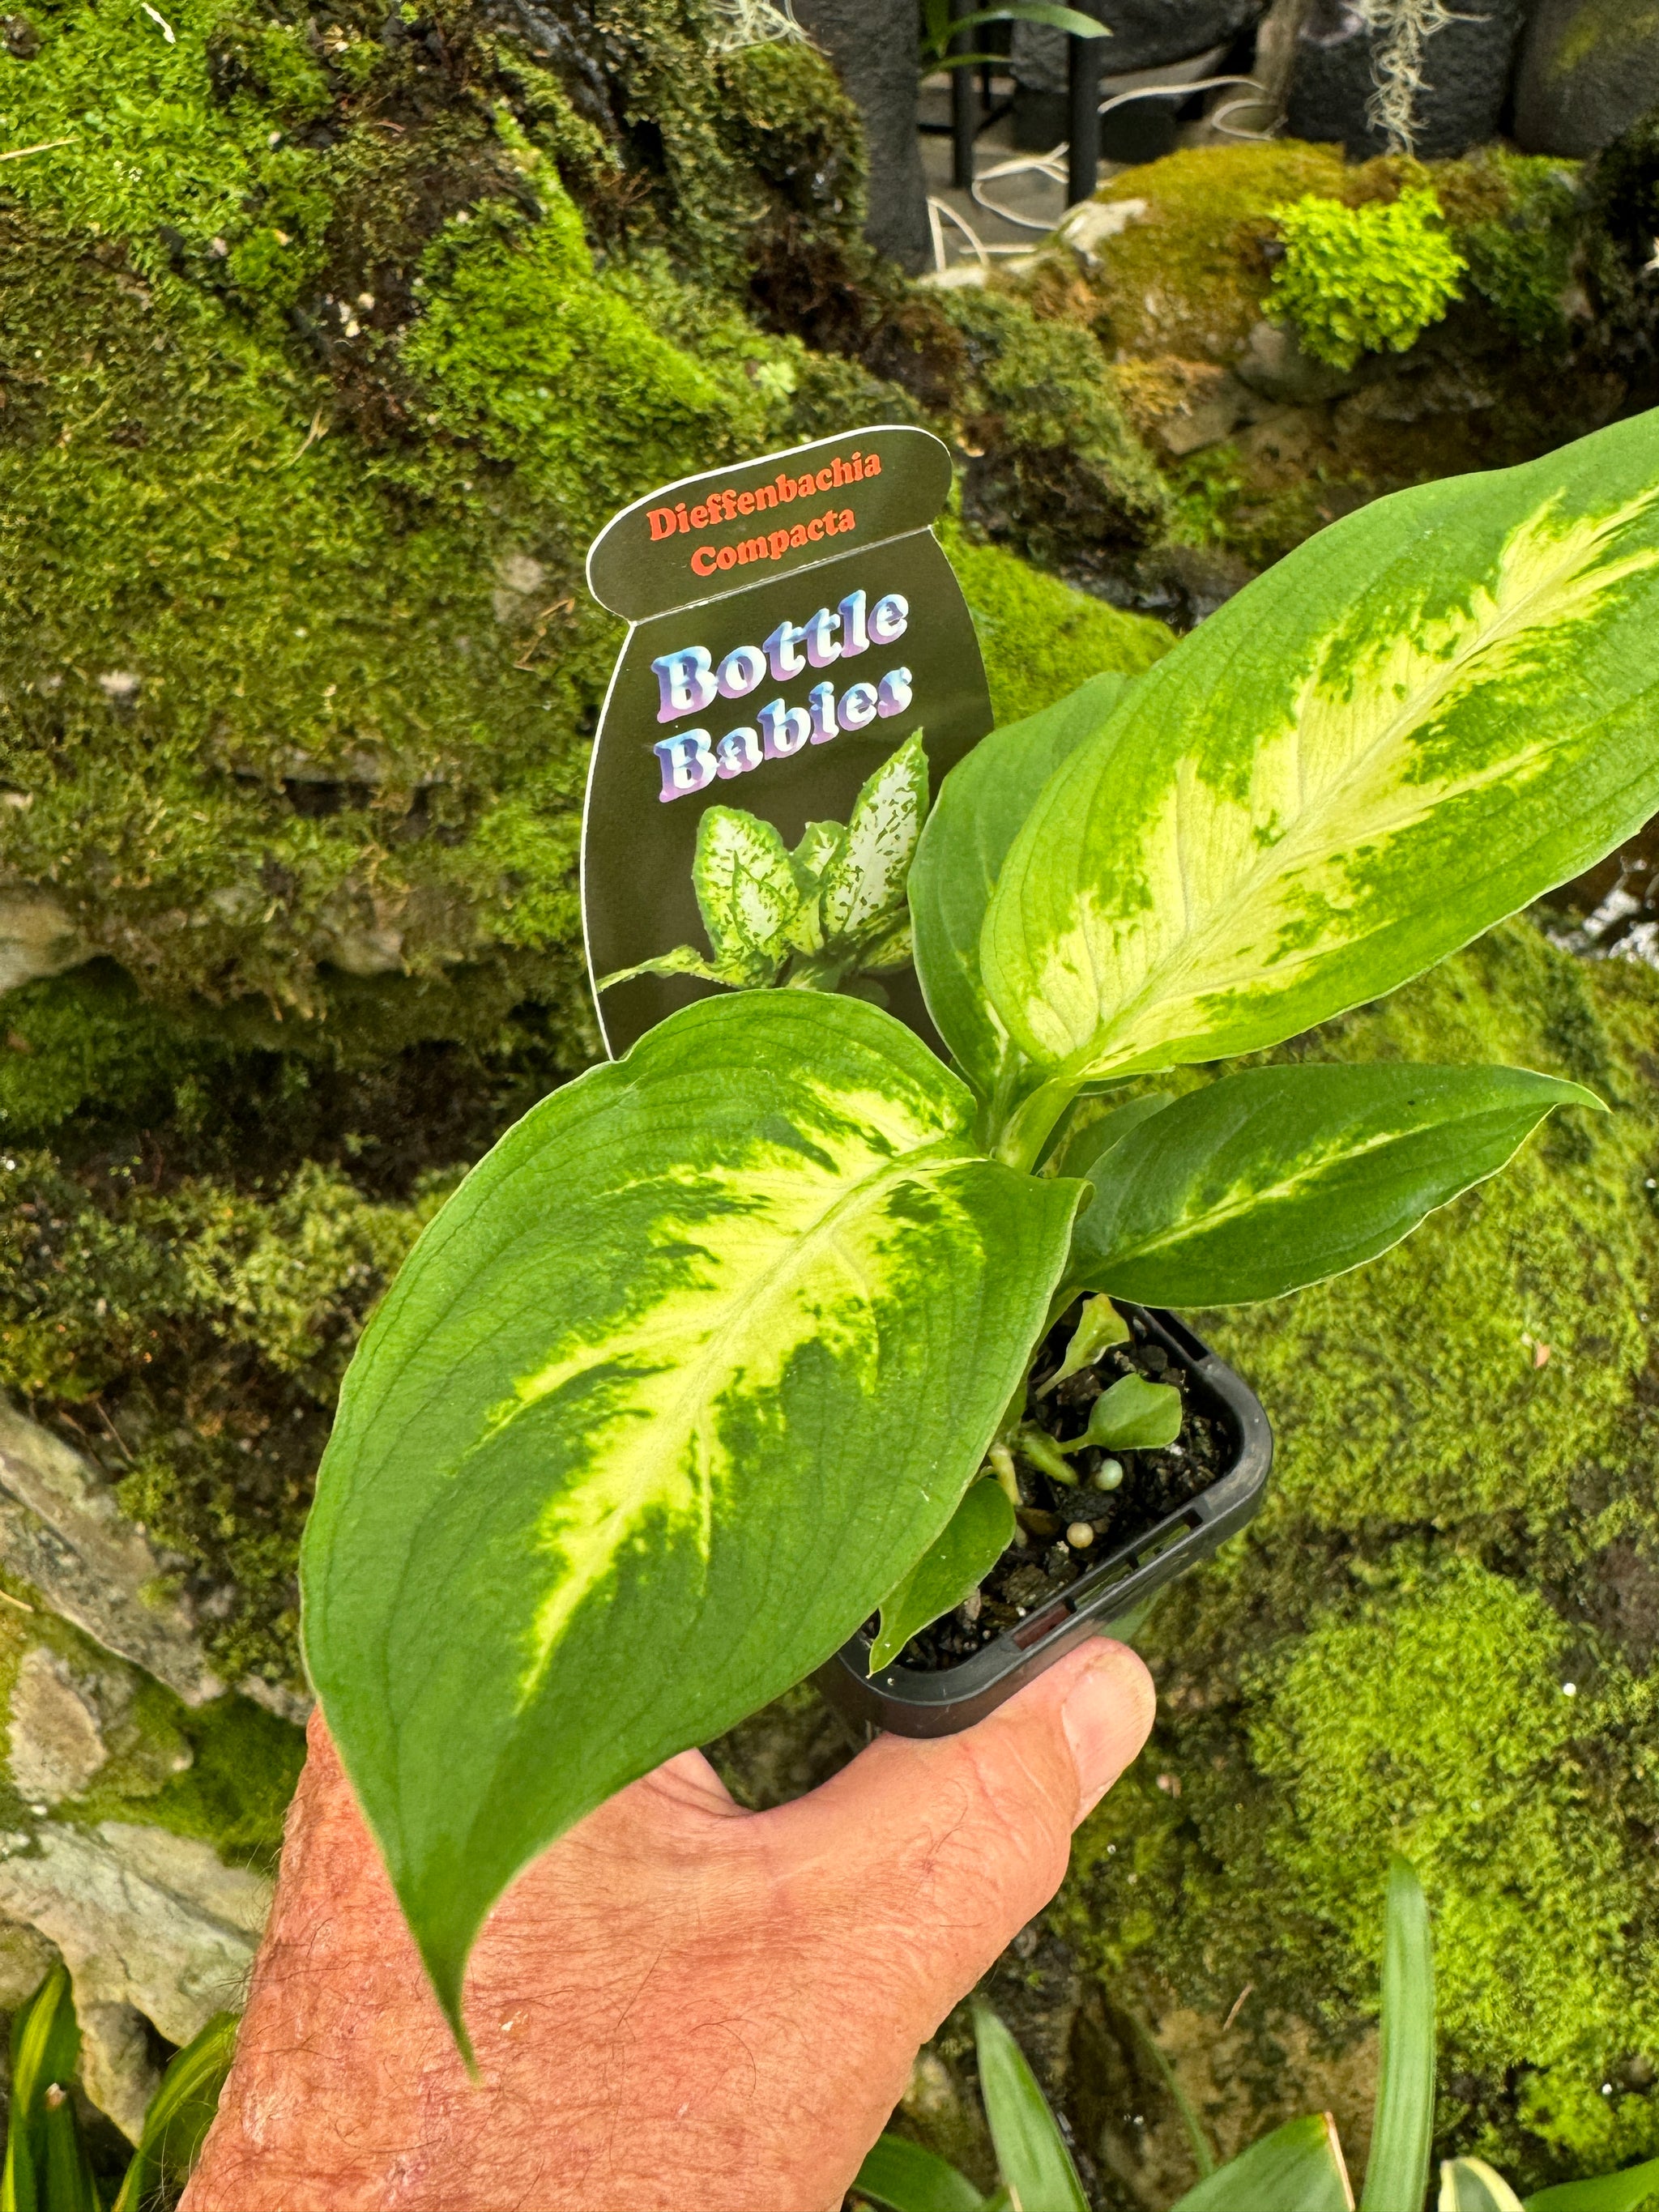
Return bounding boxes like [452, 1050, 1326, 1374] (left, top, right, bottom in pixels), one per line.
[7, 1647, 114, 1805]
[0, 1398, 222, 1705]
[0, 897, 87, 995]
[792, 0, 930, 271]
[1286, 0, 1528, 158]
[0, 1822, 271, 2137]
[1513, 0, 1659, 158]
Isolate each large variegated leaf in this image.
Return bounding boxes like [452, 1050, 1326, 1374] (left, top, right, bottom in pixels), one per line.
[911, 673, 1136, 1097]
[981, 415, 1659, 1085]
[1069, 1063, 1600, 1306]
[301, 992, 1079, 2039]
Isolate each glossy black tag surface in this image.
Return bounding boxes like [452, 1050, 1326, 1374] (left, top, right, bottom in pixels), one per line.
[582, 424, 993, 1059]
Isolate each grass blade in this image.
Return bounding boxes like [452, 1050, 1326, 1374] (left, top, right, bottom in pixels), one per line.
[2, 1965, 82, 2212]
[1526, 2159, 1659, 2211]
[112, 2011, 240, 2212]
[972, 2001, 1088, 2212]
[854, 2133, 987, 2212]
[1360, 1858, 1435, 2212]
[1170, 2112, 1354, 2210]
[42, 2087, 100, 2212]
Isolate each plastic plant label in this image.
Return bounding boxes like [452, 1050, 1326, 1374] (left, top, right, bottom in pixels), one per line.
[582, 424, 993, 1056]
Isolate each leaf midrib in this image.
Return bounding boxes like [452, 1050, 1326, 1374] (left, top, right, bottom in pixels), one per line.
[1098, 1115, 1483, 1260]
[513, 1126, 987, 1701]
[1037, 504, 1644, 1080]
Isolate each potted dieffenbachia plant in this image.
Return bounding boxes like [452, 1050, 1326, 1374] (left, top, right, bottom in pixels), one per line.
[302, 415, 1659, 2044]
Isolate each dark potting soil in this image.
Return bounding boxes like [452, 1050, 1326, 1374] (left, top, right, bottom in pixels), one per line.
[885, 1306, 1224, 1673]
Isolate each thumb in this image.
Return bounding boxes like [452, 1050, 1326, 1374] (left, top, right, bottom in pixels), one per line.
[762, 1638, 1154, 2023]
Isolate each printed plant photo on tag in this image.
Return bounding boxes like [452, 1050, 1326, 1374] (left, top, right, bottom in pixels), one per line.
[582, 425, 993, 1056]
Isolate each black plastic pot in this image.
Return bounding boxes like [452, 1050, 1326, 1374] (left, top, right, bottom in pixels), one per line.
[812, 1308, 1271, 1739]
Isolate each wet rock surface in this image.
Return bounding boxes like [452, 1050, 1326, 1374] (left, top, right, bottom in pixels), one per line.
[1515, 0, 1659, 159]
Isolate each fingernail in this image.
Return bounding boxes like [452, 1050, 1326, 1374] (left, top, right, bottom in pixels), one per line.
[1062, 1643, 1154, 1824]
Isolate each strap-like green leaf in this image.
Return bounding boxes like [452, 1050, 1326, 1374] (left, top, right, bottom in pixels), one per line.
[112, 2011, 239, 2212]
[855, 2133, 988, 2212]
[303, 993, 1081, 2047]
[911, 672, 1137, 1099]
[972, 2001, 1089, 2212]
[41, 2091, 98, 2212]
[1444, 2161, 1526, 2211]
[2, 1964, 81, 2212]
[1069, 1063, 1601, 1306]
[981, 413, 1659, 1087]
[1360, 1857, 1436, 2212]
[870, 1477, 1014, 1672]
[1526, 2159, 1659, 2211]
[1171, 2114, 1354, 2211]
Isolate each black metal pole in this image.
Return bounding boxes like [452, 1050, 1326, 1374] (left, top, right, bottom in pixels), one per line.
[1066, 31, 1101, 206]
[950, 0, 976, 189]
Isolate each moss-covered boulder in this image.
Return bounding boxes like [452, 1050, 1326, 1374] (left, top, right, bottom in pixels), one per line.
[1054, 922, 1659, 2199]
[1000, 141, 1613, 582]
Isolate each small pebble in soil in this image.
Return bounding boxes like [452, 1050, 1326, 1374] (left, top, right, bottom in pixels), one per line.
[1094, 1457, 1124, 1491]
[1067, 1522, 1094, 1548]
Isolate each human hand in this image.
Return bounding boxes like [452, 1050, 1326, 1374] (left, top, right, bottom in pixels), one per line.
[181, 1638, 1154, 2212]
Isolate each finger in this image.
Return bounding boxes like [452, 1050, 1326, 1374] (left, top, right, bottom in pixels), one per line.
[759, 1639, 1154, 2022]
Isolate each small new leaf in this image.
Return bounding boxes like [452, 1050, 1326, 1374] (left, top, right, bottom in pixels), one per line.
[1072, 1374, 1182, 1453]
[1037, 1294, 1129, 1398]
[870, 1477, 1015, 1673]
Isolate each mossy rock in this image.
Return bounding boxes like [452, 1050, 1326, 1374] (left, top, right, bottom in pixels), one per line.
[0, 0, 897, 1042]
[1053, 921, 1659, 2197]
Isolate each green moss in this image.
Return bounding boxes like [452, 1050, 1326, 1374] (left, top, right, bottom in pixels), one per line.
[74, 1690, 305, 1871]
[938, 514, 1171, 724]
[1056, 922, 1659, 2187]
[1455, 151, 1581, 350]
[943, 288, 1169, 573]
[1027, 141, 1355, 364]
[1268, 187, 1466, 372]
[0, 0, 881, 1036]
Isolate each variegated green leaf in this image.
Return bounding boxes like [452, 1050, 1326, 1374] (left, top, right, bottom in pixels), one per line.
[791, 818, 847, 890]
[1070, 1063, 1601, 1307]
[870, 1477, 1015, 1671]
[693, 805, 802, 982]
[301, 992, 1080, 2044]
[821, 731, 931, 945]
[981, 415, 1659, 1089]
[911, 673, 1137, 1098]
[1444, 2163, 1527, 2212]
[1171, 2115, 1354, 2212]
[595, 940, 730, 991]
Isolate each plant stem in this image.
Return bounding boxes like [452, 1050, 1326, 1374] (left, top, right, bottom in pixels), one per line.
[988, 1442, 1021, 1507]
[1015, 1423, 1078, 1486]
[991, 1073, 1085, 1174]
